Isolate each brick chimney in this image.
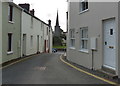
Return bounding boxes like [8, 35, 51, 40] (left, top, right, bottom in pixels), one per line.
[19, 3, 30, 12]
[30, 9, 35, 16]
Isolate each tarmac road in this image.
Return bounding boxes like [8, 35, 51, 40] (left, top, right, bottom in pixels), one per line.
[2, 53, 111, 84]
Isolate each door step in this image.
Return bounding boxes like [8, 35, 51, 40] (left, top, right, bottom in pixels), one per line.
[97, 69, 118, 79]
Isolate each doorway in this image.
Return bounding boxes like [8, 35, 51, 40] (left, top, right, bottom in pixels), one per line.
[103, 18, 116, 70]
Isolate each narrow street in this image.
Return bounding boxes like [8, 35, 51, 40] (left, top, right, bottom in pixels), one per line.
[2, 52, 110, 84]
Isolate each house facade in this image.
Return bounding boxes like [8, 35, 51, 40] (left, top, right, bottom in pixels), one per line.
[20, 4, 53, 57]
[0, 1, 2, 64]
[21, 10, 43, 56]
[67, 0, 120, 78]
[1, 2, 53, 64]
[48, 21, 53, 53]
[2, 2, 22, 63]
[43, 24, 49, 53]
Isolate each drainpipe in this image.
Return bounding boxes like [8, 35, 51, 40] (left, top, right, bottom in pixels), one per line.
[90, 37, 97, 70]
[91, 50, 94, 70]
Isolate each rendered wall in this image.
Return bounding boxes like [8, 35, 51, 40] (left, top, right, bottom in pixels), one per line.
[21, 11, 45, 56]
[67, 2, 118, 71]
[0, 1, 2, 64]
[2, 2, 21, 63]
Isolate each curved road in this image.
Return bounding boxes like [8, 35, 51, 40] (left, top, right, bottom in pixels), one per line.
[3, 53, 110, 84]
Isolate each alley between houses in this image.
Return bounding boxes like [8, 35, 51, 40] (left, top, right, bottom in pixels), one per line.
[2, 52, 111, 84]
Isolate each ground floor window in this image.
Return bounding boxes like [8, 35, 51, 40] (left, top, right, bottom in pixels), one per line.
[80, 27, 88, 51]
[8, 33, 12, 52]
[69, 29, 75, 48]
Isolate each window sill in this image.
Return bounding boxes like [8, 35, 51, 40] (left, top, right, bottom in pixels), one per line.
[7, 51, 13, 55]
[8, 21, 14, 24]
[69, 47, 75, 50]
[79, 9, 89, 14]
[79, 49, 89, 53]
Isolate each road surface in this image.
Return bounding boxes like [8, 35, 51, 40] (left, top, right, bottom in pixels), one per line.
[2, 52, 110, 84]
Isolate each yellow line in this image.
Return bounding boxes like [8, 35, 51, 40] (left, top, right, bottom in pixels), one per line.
[1, 54, 37, 69]
[60, 55, 119, 85]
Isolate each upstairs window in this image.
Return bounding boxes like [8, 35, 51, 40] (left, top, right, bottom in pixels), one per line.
[8, 5, 13, 22]
[47, 27, 49, 35]
[80, 0, 88, 12]
[31, 17, 33, 28]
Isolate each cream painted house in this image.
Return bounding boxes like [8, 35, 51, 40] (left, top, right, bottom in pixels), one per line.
[1, 2, 53, 64]
[2, 2, 22, 63]
[0, 1, 2, 64]
[67, 0, 120, 78]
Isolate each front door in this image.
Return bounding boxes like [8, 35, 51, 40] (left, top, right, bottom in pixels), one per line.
[37, 35, 39, 52]
[103, 18, 116, 70]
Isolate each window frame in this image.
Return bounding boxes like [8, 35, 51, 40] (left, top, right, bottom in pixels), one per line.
[7, 33, 13, 54]
[8, 5, 14, 22]
[31, 17, 33, 29]
[79, 0, 88, 13]
[80, 27, 89, 53]
[69, 29, 75, 49]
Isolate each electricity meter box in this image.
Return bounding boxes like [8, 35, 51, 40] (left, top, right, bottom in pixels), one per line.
[90, 37, 97, 50]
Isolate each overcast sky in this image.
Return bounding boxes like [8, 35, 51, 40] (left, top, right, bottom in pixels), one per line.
[14, 0, 67, 32]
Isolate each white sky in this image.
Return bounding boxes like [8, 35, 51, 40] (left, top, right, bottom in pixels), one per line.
[14, 0, 67, 32]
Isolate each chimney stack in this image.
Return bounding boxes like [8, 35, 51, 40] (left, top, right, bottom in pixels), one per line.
[48, 19, 51, 26]
[30, 9, 35, 16]
[19, 3, 30, 12]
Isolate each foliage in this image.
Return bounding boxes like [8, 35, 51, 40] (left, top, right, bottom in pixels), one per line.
[53, 46, 66, 49]
[53, 36, 62, 46]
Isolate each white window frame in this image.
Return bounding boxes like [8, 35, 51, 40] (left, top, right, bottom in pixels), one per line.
[80, 27, 88, 53]
[31, 17, 33, 29]
[79, 0, 88, 13]
[7, 33, 13, 54]
[8, 4, 14, 23]
[69, 29, 75, 49]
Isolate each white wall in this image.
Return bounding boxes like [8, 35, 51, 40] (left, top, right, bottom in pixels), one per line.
[67, 2, 118, 70]
[0, 1, 2, 64]
[44, 25, 49, 52]
[49, 27, 53, 53]
[21, 12, 43, 56]
[33, 17, 44, 53]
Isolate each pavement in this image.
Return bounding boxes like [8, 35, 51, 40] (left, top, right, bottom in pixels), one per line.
[2, 52, 118, 85]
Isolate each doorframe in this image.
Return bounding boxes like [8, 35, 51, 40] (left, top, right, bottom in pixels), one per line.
[102, 17, 118, 74]
[37, 35, 40, 53]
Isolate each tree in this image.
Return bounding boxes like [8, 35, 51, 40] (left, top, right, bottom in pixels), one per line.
[53, 36, 62, 46]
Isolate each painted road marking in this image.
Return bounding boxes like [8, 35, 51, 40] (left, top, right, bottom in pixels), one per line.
[34, 67, 46, 71]
[60, 55, 119, 85]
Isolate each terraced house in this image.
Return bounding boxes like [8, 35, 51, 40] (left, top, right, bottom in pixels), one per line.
[2, 2, 22, 64]
[1, 1, 53, 64]
[67, 0, 120, 78]
[19, 4, 53, 57]
[0, 1, 2, 64]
